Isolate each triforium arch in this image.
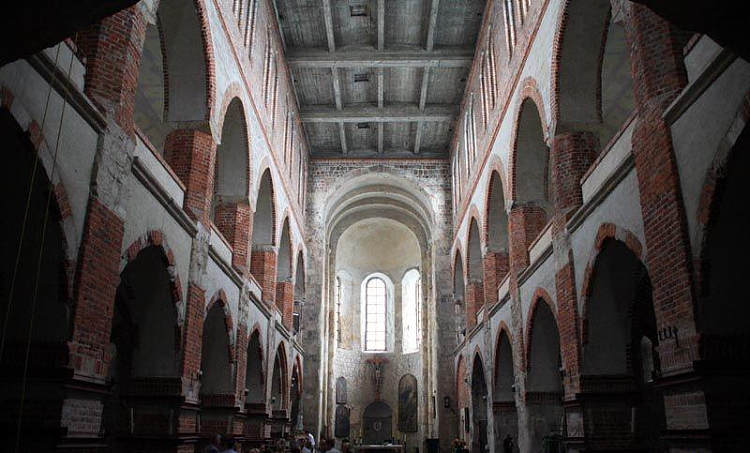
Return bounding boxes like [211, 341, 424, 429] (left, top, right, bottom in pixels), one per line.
[510, 95, 551, 215]
[483, 167, 510, 303]
[133, 0, 215, 150]
[492, 324, 517, 452]
[551, 0, 635, 147]
[470, 351, 489, 453]
[453, 248, 467, 339]
[245, 326, 265, 406]
[466, 216, 485, 328]
[578, 226, 664, 449]
[271, 343, 289, 411]
[293, 250, 305, 333]
[200, 293, 236, 400]
[275, 216, 294, 329]
[251, 168, 278, 303]
[0, 109, 72, 357]
[695, 113, 750, 444]
[106, 232, 183, 449]
[524, 289, 563, 453]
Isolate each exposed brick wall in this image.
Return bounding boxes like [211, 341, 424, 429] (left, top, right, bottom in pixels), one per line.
[250, 247, 278, 304]
[181, 282, 206, 381]
[77, 6, 147, 137]
[465, 281, 485, 330]
[68, 198, 124, 378]
[550, 130, 598, 229]
[508, 204, 547, 271]
[482, 251, 509, 306]
[215, 201, 254, 273]
[275, 281, 294, 330]
[165, 129, 216, 224]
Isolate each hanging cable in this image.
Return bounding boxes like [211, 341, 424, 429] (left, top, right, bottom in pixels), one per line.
[13, 39, 76, 452]
[0, 43, 63, 362]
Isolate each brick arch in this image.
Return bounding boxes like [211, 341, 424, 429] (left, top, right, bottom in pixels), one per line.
[456, 354, 467, 408]
[523, 287, 558, 372]
[206, 289, 235, 346]
[247, 322, 265, 378]
[292, 354, 303, 395]
[578, 222, 644, 345]
[508, 79, 550, 204]
[122, 230, 183, 310]
[452, 244, 466, 291]
[273, 342, 290, 408]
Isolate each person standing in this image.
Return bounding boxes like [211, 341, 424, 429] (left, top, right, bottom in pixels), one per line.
[502, 434, 514, 453]
[205, 434, 222, 453]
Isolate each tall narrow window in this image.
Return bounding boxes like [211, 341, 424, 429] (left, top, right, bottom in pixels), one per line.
[402, 269, 422, 353]
[365, 277, 387, 351]
[504, 0, 516, 55]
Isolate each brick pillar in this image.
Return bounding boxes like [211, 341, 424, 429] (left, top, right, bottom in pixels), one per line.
[465, 281, 484, 330]
[182, 282, 206, 386]
[77, 6, 147, 137]
[215, 201, 254, 273]
[483, 251, 509, 305]
[276, 281, 294, 330]
[550, 131, 599, 231]
[627, 2, 697, 371]
[625, 5, 710, 447]
[250, 245, 278, 304]
[235, 324, 249, 401]
[165, 128, 216, 224]
[508, 204, 547, 271]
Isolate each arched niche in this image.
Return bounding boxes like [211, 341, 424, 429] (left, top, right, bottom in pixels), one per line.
[555, 0, 634, 146]
[525, 299, 563, 452]
[200, 301, 234, 398]
[277, 218, 292, 282]
[514, 98, 551, 217]
[485, 171, 510, 292]
[212, 98, 249, 219]
[134, 0, 210, 150]
[252, 169, 275, 247]
[470, 355, 488, 453]
[271, 344, 288, 410]
[492, 330, 518, 451]
[454, 251, 466, 338]
[245, 329, 265, 405]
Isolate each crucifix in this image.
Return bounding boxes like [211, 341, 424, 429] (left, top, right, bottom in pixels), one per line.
[365, 357, 389, 400]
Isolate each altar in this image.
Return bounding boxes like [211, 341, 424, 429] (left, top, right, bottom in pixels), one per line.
[353, 445, 404, 453]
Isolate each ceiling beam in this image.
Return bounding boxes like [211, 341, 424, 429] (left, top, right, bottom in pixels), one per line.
[300, 105, 457, 123]
[286, 48, 474, 68]
[415, 0, 440, 154]
[322, 0, 336, 52]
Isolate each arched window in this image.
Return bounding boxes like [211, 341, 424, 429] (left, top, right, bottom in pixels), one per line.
[365, 277, 387, 351]
[402, 269, 422, 353]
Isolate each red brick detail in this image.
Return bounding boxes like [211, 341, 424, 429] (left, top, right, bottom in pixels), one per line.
[164, 128, 216, 223]
[550, 131, 598, 229]
[182, 282, 206, 379]
[465, 280, 485, 330]
[483, 251, 509, 305]
[523, 288, 558, 373]
[76, 6, 147, 136]
[1, 85, 14, 109]
[555, 260, 581, 394]
[68, 198, 124, 378]
[53, 183, 73, 220]
[250, 248, 278, 304]
[215, 201, 253, 273]
[275, 281, 294, 330]
[456, 355, 467, 410]
[627, 4, 688, 113]
[508, 204, 547, 271]
[234, 324, 249, 400]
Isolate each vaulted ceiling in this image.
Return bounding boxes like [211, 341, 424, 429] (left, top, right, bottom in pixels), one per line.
[275, 0, 486, 158]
